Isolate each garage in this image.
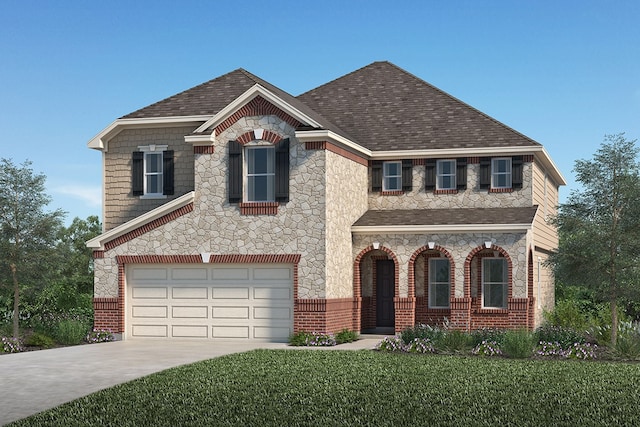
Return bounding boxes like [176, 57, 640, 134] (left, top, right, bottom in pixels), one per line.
[126, 263, 294, 341]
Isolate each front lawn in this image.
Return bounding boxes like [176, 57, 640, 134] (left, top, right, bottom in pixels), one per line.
[12, 350, 640, 426]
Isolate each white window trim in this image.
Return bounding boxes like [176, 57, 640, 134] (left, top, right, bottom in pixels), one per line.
[138, 144, 168, 199]
[428, 257, 451, 309]
[244, 144, 275, 202]
[436, 159, 456, 190]
[491, 157, 512, 189]
[481, 258, 508, 309]
[382, 161, 402, 191]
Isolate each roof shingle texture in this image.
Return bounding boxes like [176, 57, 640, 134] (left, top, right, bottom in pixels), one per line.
[352, 207, 539, 227]
[122, 61, 540, 152]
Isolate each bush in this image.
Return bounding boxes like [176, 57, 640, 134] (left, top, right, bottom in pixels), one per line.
[25, 331, 56, 348]
[53, 319, 89, 345]
[401, 323, 445, 344]
[544, 299, 590, 331]
[470, 328, 506, 346]
[472, 340, 503, 357]
[288, 331, 336, 346]
[335, 328, 358, 344]
[535, 325, 586, 348]
[437, 330, 472, 353]
[613, 321, 640, 359]
[406, 337, 436, 354]
[375, 335, 406, 352]
[86, 328, 115, 344]
[1, 336, 24, 353]
[502, 329, 536, 359]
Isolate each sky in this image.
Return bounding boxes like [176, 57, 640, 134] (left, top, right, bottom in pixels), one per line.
[1, 0, 639, 224]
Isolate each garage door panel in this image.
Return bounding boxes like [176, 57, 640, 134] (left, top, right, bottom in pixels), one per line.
[254, 326, 291, 340]
[172, 306, 208, 319]
[254, 306, 291, 320]
[253, 268, 291, 280]
[132, 287, 168, 299]
[254, 287, 291, 300]
[132, 268, 168, 281]
[132, 305, 168, 318]
[172, 325, 208, 338]
[131, 324, 168, 337]
[172, 268, 208, 280]
[212, 268, 250, 280]
[212, 306, 250, 319]
[212, 287, 249, 299]
[172, 287, 208, 299]
[213, 326, 249, 339]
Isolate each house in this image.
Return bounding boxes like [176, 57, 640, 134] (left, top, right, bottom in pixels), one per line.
[87, 61, 565, 341]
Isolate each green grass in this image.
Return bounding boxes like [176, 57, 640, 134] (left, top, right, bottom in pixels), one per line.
[12, 350, 640, 426]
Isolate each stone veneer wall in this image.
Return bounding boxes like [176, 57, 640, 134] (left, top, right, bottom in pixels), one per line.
[103, 126, 196, 230]
[368, 162, 533, 210]
[94, 115, 329, 301]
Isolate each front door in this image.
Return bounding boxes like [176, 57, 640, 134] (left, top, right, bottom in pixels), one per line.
[376, 260, 395, 328]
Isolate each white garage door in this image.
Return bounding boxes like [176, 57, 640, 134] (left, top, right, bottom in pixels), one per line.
[126, 264, 293, 341]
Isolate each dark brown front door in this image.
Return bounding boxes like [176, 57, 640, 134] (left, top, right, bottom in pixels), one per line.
[376, 260, 395, 327]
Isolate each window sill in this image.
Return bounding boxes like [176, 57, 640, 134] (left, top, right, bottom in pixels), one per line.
[434, 189, 458, 195]
[475, 308, 509, 314]
[140, 195, 168, 200]
[380, 190, 404, 196]
[489, 188, 514, 193]
[425, 307, 451, 312]
[239, 202, 279, 215]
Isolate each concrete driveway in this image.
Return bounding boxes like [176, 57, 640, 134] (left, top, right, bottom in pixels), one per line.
[0, 337, 381, 425]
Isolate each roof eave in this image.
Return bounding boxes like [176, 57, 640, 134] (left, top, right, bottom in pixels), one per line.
[351, 223, 533, 235]
[295, 129, 372, 157]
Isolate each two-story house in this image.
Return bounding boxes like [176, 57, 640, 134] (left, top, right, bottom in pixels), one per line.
[87, 61, 565, 341]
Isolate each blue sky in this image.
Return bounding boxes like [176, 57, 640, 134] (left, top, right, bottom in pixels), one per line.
[1, 1, 639, 224]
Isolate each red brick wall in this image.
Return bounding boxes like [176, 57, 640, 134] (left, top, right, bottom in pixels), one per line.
[294, 298, 355, 334]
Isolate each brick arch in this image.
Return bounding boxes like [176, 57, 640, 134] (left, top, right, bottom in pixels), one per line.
[464, 244, 513, 300]
[236, 129, 284, 145]
[214, 96, 302, 135]
[408, 245, 455, 299]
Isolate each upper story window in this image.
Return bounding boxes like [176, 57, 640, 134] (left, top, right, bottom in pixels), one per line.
[245, 146, 275, 202]
[436, 159, 456, 190]
[131, 145, 174, 198]
[482, 258, 508, 309]
[479, 156, 523, 191]
[429, 257, 451, 308]
[371, 160, 413, 193]
[491, 158, 512, 189]
[228, 138, 290, 206]
[383, 161, 402, 191]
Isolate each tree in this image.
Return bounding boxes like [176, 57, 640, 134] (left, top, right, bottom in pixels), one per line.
[550, 134, 640, 345]
[56, 215, 102, 295]
[0, 159, 65, 337]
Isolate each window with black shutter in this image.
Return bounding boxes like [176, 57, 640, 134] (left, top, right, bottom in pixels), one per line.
[479, 157, 491, 189]
[371, 161, 383, 192]
[511, 156, 523, 189]
[425, 159, 436, 191]
[456, 158, 467, 190]
[275, 138, 290, 202]
[132, 151, 144, 196]
[402, 159, 413, 191]
[228, 140, 243, 203]
[131, 147, 173, 197]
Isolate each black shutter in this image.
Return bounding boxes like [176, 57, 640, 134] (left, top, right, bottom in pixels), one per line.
[228, 141, 243, 203]
[162, 150, 174, 195]
[425, 159, 436, 191]
[479, 157, 491, 189]
[512, 156, 523, 189]
[132, 151, 144, 196]
[456, 158, 467, 190]
[371, 161, 382, 192]
[402, 160, 413, 191]
[275, 138, 290, 203]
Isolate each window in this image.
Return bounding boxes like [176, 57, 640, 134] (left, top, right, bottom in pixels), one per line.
[429, 258, 450, 308]
[436, 159, 456, 190]
[132, 145, 174, 197]
[383, 161, 402, 191]
[482, 258, 508, 308]
[491, 158, 512, 188]
[246, 146, 275, 202]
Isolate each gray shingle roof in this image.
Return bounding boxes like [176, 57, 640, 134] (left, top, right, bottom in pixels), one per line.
[297, 61, 541, 151]
[352, 206, 539, 228]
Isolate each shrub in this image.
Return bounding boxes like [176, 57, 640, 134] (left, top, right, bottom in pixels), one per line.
[470, 328, 506, 347]
[613, 321, 640, 359]
[535, 325, 586, 348]
[406, 337, 436, 354]
[565, 342, 598, 360]
[401, 323, 445, 344]
[502, 329, 535, 359]
[375, 335, 406, 352]
[544, 299, 590, 331]
[289, 331, 312, 346]
[335, 328, 358, 344]
[288, 331, 336, 346]
[536, 341, 567, 358]
[86, 328, 115, 344]
[437, 330, 472, 353]
[53, 319, 89, 345]
[472, 340, 503, 357]
[536, 341, 598, 360]
[25, 331, 56, 348]
[1, 336, 24, 353]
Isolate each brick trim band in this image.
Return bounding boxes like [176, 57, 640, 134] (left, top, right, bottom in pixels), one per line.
[194, 146, 215, 154]
[304, 140, 368, 166]
[116, 254, 302, 264]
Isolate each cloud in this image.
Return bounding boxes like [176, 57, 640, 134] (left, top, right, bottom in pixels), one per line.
[54, 184, 102, 208]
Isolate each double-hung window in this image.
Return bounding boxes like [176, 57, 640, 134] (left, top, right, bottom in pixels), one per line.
[482, 258, 508, 309]
[436, 159, 456, 190]
[491, 158, 512, 189]
[132, 145, 173, 198]
[245, 146, 275, 202]
[383, 161, 402, 191]
[429, 258, 451, 308]
[144, 152, 163, 196]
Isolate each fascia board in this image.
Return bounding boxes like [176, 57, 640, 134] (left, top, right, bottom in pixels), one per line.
[351, 223, 532, 235]
[86, 191, 195, 250]
[194, 84, 322, 134]
[87, 116, 210, 151]
[184, 133, 215, 144]
[295, 129, 372, 157]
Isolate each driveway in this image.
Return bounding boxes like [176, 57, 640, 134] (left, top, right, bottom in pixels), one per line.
[0, 337, 381, 425]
